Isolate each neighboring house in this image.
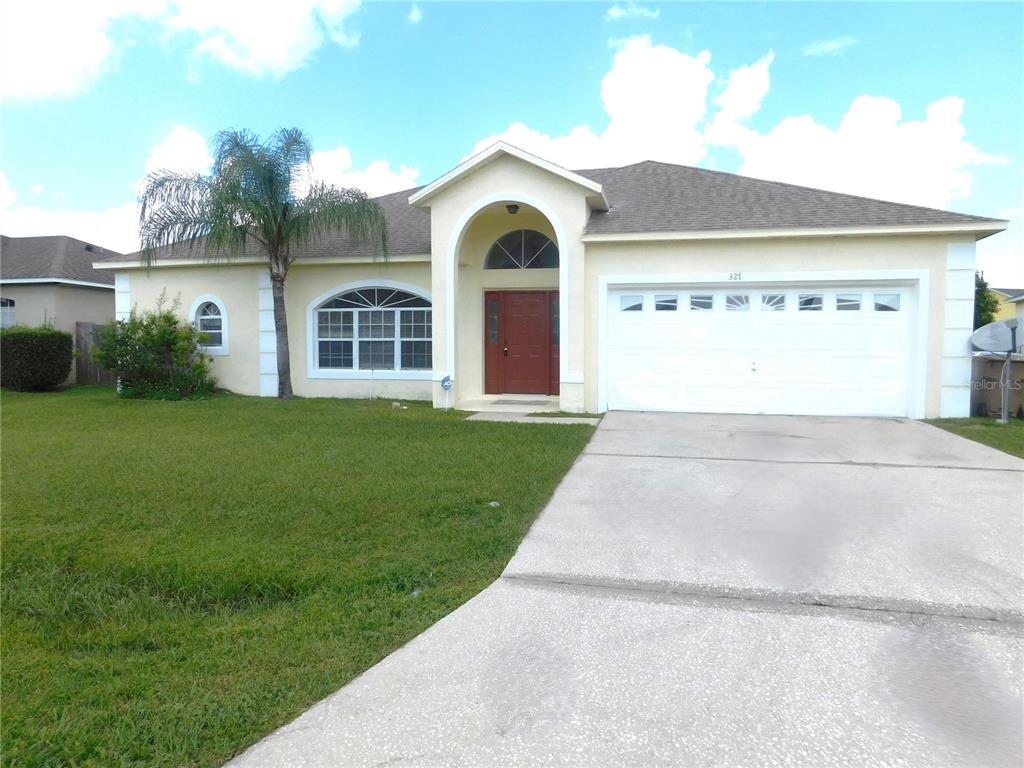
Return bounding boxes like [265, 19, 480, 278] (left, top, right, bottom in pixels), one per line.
[989, 287, 1024, 322]
[1, 234, 119, 381]
[1011, 294, 1024, 323]
[94, 142, 1008, 418]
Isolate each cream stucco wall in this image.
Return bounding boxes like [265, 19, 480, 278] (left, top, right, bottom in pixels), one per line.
[0, 283, 113, 333]
[583, 234, 955, 416]
[120, 260, 432, 399]
[1, 282, 115, 383]
[282, 261, 432, 399]
[419, 153, 592, 409]
[126, 263, 264, 395]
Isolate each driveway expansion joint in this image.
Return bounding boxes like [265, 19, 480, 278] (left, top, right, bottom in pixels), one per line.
[583, 450, 1024, 473]
[500, 573, 1024, 632]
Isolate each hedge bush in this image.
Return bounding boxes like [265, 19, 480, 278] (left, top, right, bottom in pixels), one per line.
[94, 296, 215, 400]
[0, 326, 74, 390]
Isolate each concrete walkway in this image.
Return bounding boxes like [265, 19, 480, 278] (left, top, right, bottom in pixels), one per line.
[229, 413, 1024, 767]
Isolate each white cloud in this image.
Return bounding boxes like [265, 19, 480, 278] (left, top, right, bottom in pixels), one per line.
[605, 2, 660, 22]
[0, 0, 363, 101]
[1, 127, 416, 256]
[165, 0, 362, 78]
[408, 4, 422, 24]
[802, 35, 858, 57]
[977, 201, 1024, 286]
[0, 1, 163, 102]
[298, 146, 419, 197]
[704, 51, 775, 147]
[138, 125, 214, 188]
[1, 169, 140, 252]
[29, 183, 45, 194]
[718, 94, 1006, 210]
[469, 36, 713, 169]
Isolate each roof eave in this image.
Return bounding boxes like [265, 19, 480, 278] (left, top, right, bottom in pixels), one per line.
[409, 141, 608, 210]
[582, 221, 1009, 243]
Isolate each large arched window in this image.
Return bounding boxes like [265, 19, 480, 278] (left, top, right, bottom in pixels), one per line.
[485, 229, 558, 269]
[316, 287, 431, 371]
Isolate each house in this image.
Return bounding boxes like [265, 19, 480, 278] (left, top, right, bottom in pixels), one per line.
[989, 287, 1024, 322]
[94, 142, 1008, 417]
[1, 235, 118, 381]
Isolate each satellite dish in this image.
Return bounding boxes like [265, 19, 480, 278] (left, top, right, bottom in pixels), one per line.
[971, 319, 1019, 353]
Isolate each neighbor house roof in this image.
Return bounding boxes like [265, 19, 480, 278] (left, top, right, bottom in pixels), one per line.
[991, 287, 1024, 300]
[96, 152, 1007, 268]
[1, 235, 118, 286]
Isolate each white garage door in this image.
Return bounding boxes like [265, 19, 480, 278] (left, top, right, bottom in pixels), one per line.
[605, 284, 916, 416]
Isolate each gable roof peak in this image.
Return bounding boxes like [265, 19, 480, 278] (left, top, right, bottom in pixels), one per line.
[409, 141, 609, 210]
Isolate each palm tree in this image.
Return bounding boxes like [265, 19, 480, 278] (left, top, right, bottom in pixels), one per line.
[138, 128, 388, 398]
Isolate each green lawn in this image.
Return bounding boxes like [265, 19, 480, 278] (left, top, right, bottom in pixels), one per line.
[927, 417, 1024, 458]
[1, 387, 594, 767]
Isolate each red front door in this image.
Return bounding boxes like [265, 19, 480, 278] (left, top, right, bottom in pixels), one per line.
[484, 291, 559, 395]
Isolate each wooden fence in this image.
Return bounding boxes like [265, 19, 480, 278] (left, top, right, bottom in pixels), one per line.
[75, 322, 116, 386]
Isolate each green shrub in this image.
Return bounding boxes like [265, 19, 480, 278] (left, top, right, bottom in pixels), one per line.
[0, 326, 73, 390]
[94, 295, 215, 400]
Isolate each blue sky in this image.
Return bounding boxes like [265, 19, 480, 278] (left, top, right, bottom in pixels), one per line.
[1, 1, 1021, 281]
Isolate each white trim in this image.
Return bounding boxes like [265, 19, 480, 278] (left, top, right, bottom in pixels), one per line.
[92, 253, 431, 271]
[443, 191, 576, 390]
[306, 279, 434, 381]
[596, 269, 931, 419]
[258, 272, 278, 397]
[188, 294, 229, 356]
[582, 221, 1007, 243]
[0, 278, 114, 289]
[940, 242, 975, 417]
[409, 141, 608, 210]
[114, 272, 131, 321]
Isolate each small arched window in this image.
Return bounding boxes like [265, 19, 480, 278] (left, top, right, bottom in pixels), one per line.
[0, 298, 15, 328]
[195, 301, 224, 349]
[315, 287, 431, 371]
[485, 229, 558, 269]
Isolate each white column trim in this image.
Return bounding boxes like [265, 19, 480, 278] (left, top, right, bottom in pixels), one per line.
[940, 241, 975, 417]
[257, 272, 278, 397]
[114, 272, 131, 321]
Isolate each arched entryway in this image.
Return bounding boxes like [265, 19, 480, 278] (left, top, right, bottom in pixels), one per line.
[452, 200, 562, 403]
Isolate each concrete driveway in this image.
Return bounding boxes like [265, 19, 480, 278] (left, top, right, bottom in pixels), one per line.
[230, 413, 1024, 767]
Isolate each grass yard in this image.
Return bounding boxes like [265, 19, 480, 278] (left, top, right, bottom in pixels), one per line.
[1, 387, 594, 767]
[927, 417, 1024, 458]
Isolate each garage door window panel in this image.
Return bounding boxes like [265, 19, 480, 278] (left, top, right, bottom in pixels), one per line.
[874, 294, 901, 312]
[799, 294, 823, 311]
[726, 294, 750, 312]
[655, 295, 678, 312]
[690, 295, 713, 311]
[762, 294, 786, 312]
[837, 294, 862, 311]
[620, 295, 643, 312]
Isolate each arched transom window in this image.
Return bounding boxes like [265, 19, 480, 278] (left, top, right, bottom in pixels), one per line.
[195, 301, 223, 347]
[316, 287, 431, 371]
[485, 229, 559, 269]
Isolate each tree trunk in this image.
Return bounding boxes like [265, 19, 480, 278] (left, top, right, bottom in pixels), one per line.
[271, 273, 294, 399]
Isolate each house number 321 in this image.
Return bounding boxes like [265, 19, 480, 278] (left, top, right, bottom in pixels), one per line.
[728, 272, 742, 281]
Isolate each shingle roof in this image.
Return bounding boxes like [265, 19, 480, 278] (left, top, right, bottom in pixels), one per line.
[1, 235, 118, 285]
[579, 161, 1004, 235]
[991, 287, 1024, 300]
[98, 158, 1004, 266]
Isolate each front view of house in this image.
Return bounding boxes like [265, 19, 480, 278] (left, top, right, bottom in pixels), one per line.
[96, 142, 1007, 418]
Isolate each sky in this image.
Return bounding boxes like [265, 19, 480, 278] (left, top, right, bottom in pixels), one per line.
[1, 0, 1021, 283]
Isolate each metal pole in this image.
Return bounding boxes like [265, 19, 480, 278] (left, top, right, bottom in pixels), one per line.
[1000, 326, 1018, 424]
